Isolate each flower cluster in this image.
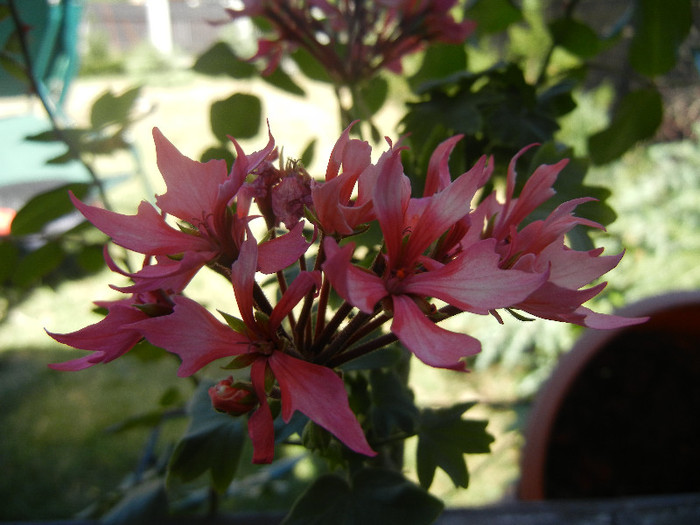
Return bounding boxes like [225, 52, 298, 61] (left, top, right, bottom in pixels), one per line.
[48, 123, 642, 463]
[226, 0, 475, 83]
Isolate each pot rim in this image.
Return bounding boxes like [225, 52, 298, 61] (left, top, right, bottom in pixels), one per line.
[518, 289, 700, 500]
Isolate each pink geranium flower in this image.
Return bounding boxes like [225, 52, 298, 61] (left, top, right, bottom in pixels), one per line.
[70, 128, 310, 293]
[311, 122, 377, 235]
[131, 237, 375, 463]
[466, 146, 647, 328]
[322, 146, 546, 370]
[226, 1, 475, 84]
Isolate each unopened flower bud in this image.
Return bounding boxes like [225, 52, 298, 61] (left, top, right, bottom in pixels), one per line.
[209, 376, 257, 416]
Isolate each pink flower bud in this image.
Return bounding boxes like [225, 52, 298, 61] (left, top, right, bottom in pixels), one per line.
[209, 376, 258, 416]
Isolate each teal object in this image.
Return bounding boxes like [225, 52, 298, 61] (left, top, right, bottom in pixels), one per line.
[0, 0, 90, 203]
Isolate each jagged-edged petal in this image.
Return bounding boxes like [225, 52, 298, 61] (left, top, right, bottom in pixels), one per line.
[153, 128, 229, 222]
[47, 303, 147, 371]
[557, 306, 649, 329]
[424, 135, 463, 196]
[131, 295, 249, 377]
[404, 239, 546, 314]
[257, 221, 310, 273]
[373, 149, 411, 267]
[501, 159, 567, 231]
[390, 294, 479, 370]
[70, 193, 210, 255]
[112, 251, 212, 293]
[516, 281, 608, 320]
[231, 237, 258, 329]
[249, 358, 276, 464]
[404, 155, 489, 265]
[269, 271, 322, 330]
[535, 244, 624, 289]
[269, 352, 376, 457]
[322, 238, 387, 313]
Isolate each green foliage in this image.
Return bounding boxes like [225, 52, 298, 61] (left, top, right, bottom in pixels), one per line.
[210, 93, 262, 142]
[416, 402, 493, 490]
[629, 0, 692, 77]
[101, 480, 169, 525]
[282, 468, 444, 525]
[168, 383, 247, 493]
[10, 183, 89, 236]
[588, 88, 664, 165]
[466, 0, 522, 35]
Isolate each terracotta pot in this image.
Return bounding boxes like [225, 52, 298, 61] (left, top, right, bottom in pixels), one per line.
[519, 290, 700, 500]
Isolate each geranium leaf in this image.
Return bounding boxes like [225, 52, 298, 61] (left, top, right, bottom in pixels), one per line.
[210, 93, 261, 140]
[629, 0, 692, 77]
[588, 88, 663, 165]
[101, 479, 168, 525]
[416, 403, 493, 489]
[193, 41, 257, 78]
[10, 183, 90, 235]
[369, 368, 419, 438]
[283, 468, 443, 525]
[168, 382, 246, 492]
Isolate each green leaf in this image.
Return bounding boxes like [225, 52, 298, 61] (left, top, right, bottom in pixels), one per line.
[466, 0, 522, 35]
[90, 86, 142, 130]
[200, 145, 235, 167]
[300, 139, 316, 167]
[11, 241, 64, 288]
[168, 383, 246, 492]
[629, 0, 692, 77]
[192, 41, 257, 78]
[358, 75, 388, 116]
[0, 240, 19, 283]
[416, 402, 493, 490]
[549, 18, 601, 59]
[10, 183, 90, 236]
[588, 88, 663, 165]
[290, 47, 332, 83]
[282, 473, 352, 524]
[262, 67, 306, 96]
[283, 468, 443, 525]
[101, 479, 168, 525]
[369, 368, 419, 438]
[210, 93, 261, 141]
[409, 43, 468, 90]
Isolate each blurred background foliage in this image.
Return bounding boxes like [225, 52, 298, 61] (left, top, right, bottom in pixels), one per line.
[1, 0, 699, 520]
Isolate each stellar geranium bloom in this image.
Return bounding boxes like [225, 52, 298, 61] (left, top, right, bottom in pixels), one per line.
[225, 0, 475, 83]
[131, 238, 375, 463]
[465, 147, 647, 329]
[322, 147, 546, 370]
[311, 122, 377, 235]
[69, 128, 310, 293]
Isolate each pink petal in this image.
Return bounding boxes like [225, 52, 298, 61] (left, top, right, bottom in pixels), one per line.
[322, 238, 387, 313]
[405, 239, 546, 314]
[249, 358, 276, 464]
[257, 222, 310, 274]
[535, 244, 624, 289]
[560, 306, 649, 329]
[269, 352, 376, 457]
[47, 303, 147, 371]
[269, 271, 322, 330]
[373, 150, 411, 267]
[70, 193, 210, 255]
[131, 295, 249, 377]
[112, 251, 212, 293]
[404, 155, 489, 265]
[153, 128, 229, 222]
[390, 294, 480, 370]
[231, 237, 258, 329]
[423, 135, 463, 196]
